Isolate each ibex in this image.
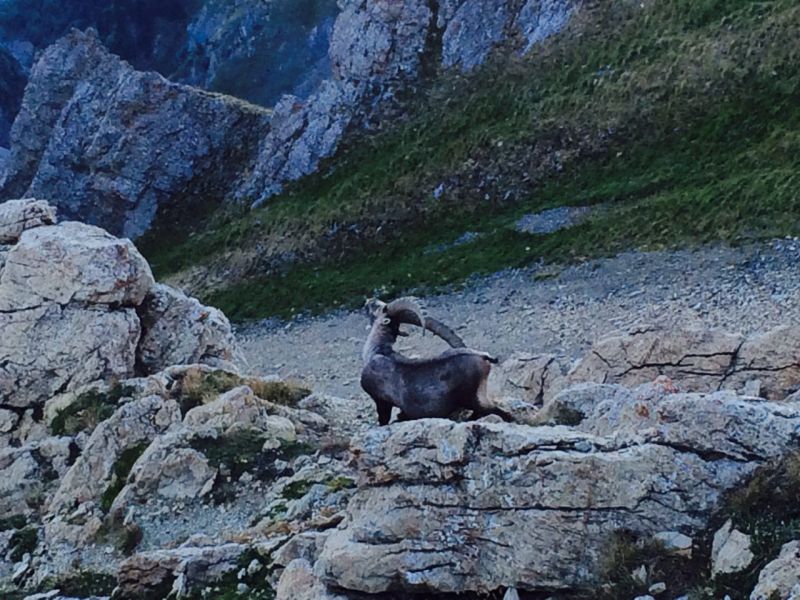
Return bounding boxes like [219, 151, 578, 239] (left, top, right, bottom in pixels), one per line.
[361, 297, 512, 425]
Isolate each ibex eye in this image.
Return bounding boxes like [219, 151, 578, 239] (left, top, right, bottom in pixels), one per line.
[382, 318, 391, 325]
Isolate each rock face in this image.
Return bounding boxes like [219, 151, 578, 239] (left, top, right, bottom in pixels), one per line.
[239, 0, 580, 205]
[567, 325, 800, 400]
[0, 199, 236, 411]
[137, 284, 237, 373]
[751, 541, 800, 600]
[0, 198, 56, 244]
[315, 383, 800, 594]
[0, 29, 271, 238]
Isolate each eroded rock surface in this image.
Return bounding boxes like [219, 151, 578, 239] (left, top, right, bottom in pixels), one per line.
[0, 29, 270, 238]
[568, 325, 800, 400]
[0, 198, 56, 243]
[316, 385, 800, 594]
[751, 541, 800, 600]
[0, 201, 236, 412]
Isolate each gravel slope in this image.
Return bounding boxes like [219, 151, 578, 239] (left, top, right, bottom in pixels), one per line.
[236, 239, 800, 399]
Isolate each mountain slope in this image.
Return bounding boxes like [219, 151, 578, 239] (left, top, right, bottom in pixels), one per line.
[145, 0, 800, 320]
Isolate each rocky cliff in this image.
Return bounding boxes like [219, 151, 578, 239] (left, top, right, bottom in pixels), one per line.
[238, 0, 581, 205]
[0, 0, 580, 235]
[0, 0, 338, 122]
[0, 30, 270, 238]
[1, 199, 799, 599]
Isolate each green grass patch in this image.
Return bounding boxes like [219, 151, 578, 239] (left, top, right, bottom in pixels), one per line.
[9, 526, 38, 562]
[99, 442, 150, 513]
[51, 383, 133, 436]
[175, 368, 311, 415]
[142, 0, 800, 321]
[0, 515, 27, 532]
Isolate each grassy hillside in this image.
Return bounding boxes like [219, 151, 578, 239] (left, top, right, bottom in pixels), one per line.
[143, 0, 800, 321]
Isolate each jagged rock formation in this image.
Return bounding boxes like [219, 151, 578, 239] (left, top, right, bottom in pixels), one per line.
[314, 381, 800, 594]
[0, 30, 271, 238]
[239, 0, 580, 204]
[0, 199, 235, 415]
[0, 1, 579, 231]
[0, 0, 338, 122]
[490, 325, 800, 407]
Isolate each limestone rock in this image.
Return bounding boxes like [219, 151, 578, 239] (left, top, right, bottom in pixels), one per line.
[568, 326, 743, 392]
[0, 199, 56, 243]
[438, 0, 578, 70]
[751, 541, 800, 600]
[488, 353, 566, 406]
[137, 283, 236, 373]
[439, 0, 514, 70]
[1, 29, 270, 238]
[330, 0, 432, 83]
[46, 395, 180, 536]
[567, 325, 800, 400]
[0, 304, 140, 409]
[109, 430, 216, 512]
[277, 559, 348, 600]
[115, 544, 245, 599]
[238, 80, 360, 204]
[711, 519, 754, 577]
[183, 386, 297, 442]
[0, 437, 73, 515]
[0, 222, 154, 309]
[316, 391, 800, 594]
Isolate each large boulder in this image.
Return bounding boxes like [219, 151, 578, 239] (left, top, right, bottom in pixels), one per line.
[0, 221, 154, 309]
[751, 541, 800, 600]
[314, 387, 800, 595]
[137, 283, 236, 373]
[0, 201, 237, 412]
[0, 29, 270, 238]
[567, 325, 800, 401]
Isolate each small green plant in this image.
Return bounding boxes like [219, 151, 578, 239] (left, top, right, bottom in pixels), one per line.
[280, 479, 314, 500]
[0, 514, 27, 532]
[51, 383, 133, 436]
[176, 369, 311, 414]
[9, 526, 38, 562]
[56, 571, 118, 597]
[325, 476, 356, 492]
[99, 442, 150, 513]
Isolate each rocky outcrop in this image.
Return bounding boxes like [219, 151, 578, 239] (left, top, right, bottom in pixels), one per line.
[239, 0, 581, 205]
[0, 199, 236, 412]
[0, 30, 271, 238]
[0, 198, 56, 243]
[568, 325, 800, 400]
[314, 383, 800, 594]
[751, 541, 800, 600]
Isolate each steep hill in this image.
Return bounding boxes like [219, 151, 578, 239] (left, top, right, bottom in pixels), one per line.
[144, 0, 800, 321]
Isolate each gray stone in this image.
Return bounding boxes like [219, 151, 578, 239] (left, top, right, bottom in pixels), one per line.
[567, 325, 800, 401]
[137, 283, 237, 373]
[711, 520, 754, 577]
[315, 391, 800, 594]
[1, 29, 270, 238]
[0, 199, 56, 243]
[751, 541, 800, 600]
[0, 222, 154, 310]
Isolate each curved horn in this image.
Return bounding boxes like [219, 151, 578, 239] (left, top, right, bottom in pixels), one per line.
[420, 316, 466, 348]
[386, 297, 466, 348]
[385, 297, 427, 332]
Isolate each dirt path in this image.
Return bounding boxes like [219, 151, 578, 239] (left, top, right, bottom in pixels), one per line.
[236, 239, 800, 399]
